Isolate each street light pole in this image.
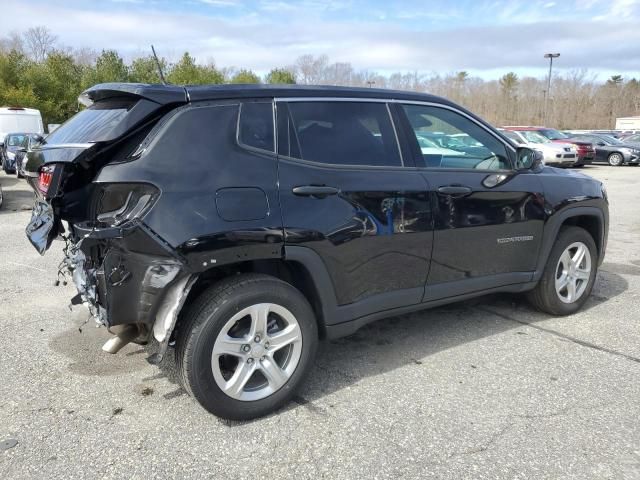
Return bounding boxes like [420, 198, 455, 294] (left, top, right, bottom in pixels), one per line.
[543, 53, 560, 125]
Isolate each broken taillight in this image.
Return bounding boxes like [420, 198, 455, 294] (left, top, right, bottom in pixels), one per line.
[38, 165, 56, 195]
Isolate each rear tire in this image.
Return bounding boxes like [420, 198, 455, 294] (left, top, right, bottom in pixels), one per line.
[175, 273, 318, 420]
[527, 226, 597, 316]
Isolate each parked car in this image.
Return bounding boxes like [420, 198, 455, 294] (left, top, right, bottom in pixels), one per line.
[24, 83, 609, 420]
[570, 133, 640, 166]
[620, 133, 640, 145]
[2, 133, 28, 173]
[504, 126, 595, 166]
[13, 133, 43, 177]
[500, 129, 577, 167]
[0, 107, 44, 146]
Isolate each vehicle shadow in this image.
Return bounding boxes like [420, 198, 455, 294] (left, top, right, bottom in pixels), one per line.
[0, 188, 34, 213]
[151, 269, 628, 424]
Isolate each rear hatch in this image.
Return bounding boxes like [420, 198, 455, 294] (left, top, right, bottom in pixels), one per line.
[25, 83, 187, 254]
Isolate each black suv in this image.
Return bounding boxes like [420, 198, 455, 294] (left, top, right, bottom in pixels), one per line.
[24, 84, 608, 420]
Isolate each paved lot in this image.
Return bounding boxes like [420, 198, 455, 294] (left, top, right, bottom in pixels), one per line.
[0, 165, 639, 479]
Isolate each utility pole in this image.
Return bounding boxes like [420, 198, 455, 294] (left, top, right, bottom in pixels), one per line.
[543, 53, 560, 125]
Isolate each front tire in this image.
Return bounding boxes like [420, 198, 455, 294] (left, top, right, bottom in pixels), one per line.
[608, 152, 624, 166]
[527, 226, 597, 316]
[176, 274, 318, 420]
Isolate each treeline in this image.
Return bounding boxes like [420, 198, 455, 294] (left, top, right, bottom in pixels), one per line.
[291, 55, 640, 129]
[1, 27, 639, 129]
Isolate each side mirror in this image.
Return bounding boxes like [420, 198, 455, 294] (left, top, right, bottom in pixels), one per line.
[596, 142, 605, 146]
[515, 147, 543, 171]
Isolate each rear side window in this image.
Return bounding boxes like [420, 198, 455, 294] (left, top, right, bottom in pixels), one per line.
[282, 101, 402, 167]
[44, 99, 134, 145]
[238, 102, 274, 152]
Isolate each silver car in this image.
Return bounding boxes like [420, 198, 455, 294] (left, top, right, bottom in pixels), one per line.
[500, 129, 577, 167]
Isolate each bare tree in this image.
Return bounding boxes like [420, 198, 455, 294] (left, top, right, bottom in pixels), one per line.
[0, 31, 25, 54]
[24, 26, 57, 61]
[71, 46, 98, 66]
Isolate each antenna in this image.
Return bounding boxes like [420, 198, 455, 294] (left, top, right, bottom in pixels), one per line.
[151, 45, 167, 85]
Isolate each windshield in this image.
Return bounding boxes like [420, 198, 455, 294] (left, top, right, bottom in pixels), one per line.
[538, 128, 569, 140]
[7, 134, 26, 147]
[44, 100, 133, 145]
[521, 131, 550, 143]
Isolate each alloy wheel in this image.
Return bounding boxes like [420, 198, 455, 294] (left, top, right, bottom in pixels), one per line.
[608, 153, 623, 166]
[211, 303, 303, 401]
[555, 241, 592, 304]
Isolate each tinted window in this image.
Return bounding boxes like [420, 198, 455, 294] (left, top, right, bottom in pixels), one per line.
[238, 102, 274, 152]
[44, 100, 133, 145]
[7, 134, 26, 146]
[402, 105, 510, 170]
[283, 102, 402, 167]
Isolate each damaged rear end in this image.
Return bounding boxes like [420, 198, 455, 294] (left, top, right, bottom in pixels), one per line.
[25, 83, 189, 354]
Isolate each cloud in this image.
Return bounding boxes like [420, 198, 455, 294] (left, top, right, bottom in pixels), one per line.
[1, 0, 638, 78]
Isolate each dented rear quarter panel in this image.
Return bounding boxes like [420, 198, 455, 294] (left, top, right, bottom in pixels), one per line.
[90, 100, 283, 327]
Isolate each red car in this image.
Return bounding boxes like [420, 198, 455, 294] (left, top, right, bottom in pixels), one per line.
[503, 126, 595, 166]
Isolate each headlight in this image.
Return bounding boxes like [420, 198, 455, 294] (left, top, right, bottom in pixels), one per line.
[7, 151, 15, 160]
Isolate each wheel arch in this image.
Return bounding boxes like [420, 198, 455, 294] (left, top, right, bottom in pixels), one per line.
[533, 206, 606, 281]
[164, 250, 336, 349]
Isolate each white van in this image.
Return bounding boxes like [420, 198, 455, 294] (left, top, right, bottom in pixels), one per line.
[0, 107, 45, 145]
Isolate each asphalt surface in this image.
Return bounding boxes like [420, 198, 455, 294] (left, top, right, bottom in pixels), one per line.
[1, 165, 639, 479]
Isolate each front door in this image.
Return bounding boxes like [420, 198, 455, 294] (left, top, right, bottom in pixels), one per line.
[276, 100, 433, 314]
[397, 103, 546, 300]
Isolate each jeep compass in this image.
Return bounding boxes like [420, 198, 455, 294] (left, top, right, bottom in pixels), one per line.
[24, 83, 609, 420]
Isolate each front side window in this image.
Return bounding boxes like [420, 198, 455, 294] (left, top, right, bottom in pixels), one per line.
[238, 102, 274, 152]
[502, 130, 525, 145]
[281, 101, 402, 167]
[402, 104, 510, 170]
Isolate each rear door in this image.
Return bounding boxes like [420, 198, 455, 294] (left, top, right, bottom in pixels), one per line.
[397, 103, 546, 300]
[276, 99, 433, 313]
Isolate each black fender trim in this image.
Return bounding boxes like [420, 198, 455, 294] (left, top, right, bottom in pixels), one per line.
[534, 206, 606, 281]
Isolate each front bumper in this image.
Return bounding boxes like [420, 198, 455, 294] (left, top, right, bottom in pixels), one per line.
[575, 152, 594, 165]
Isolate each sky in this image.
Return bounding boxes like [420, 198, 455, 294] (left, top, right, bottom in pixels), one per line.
[2, 0, 640, 81]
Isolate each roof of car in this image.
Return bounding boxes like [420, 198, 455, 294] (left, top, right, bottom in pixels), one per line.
[81, 82, 453, 107]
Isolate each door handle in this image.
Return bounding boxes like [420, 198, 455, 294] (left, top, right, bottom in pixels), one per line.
[292, 185, 340, 198]
[437, 185, 473, 196]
